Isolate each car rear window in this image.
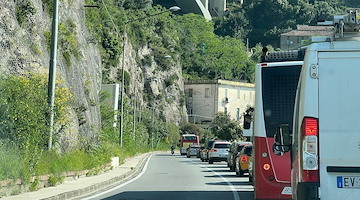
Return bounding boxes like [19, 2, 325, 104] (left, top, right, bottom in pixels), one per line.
[244, 146, 253, 155]
[237, 145, 244, 152]
[214, 144, 230, 148]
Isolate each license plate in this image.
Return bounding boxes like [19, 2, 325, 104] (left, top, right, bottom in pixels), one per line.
[337, 176, 360, 188]
[281, 187, 292, 195]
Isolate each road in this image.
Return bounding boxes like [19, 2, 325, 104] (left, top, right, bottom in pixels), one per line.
[83, 152, 254, 200]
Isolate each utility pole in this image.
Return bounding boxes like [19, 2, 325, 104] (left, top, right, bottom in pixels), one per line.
[47, 0, 59, 150]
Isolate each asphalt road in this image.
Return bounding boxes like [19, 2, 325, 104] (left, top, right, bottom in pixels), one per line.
[84, 153, 254, 200]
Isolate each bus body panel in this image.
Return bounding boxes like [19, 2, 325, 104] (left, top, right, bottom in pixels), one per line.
[254, 137, 292, 200]
[254, 62, 302, 200]
[293, 41, 360, 199]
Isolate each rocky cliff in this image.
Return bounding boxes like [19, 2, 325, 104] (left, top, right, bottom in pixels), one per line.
[0, 0, 187, 151]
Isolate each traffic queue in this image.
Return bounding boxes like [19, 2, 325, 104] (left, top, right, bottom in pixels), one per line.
[185, 139, 253, 182]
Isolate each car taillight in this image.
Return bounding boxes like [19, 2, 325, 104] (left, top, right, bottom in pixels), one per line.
[241, 155, 247, 163]
[210, 149, 217, 152]
[301, 117, 319, 182]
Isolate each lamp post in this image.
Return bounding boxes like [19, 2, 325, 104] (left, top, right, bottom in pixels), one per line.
[119, 6, 180, 148]
[47, 0, 59, 150]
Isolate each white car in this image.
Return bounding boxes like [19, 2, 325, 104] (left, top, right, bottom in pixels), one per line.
[208, 141, 231, 164]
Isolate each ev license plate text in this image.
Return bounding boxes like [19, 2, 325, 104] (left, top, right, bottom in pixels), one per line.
[337, 176, 360, 188]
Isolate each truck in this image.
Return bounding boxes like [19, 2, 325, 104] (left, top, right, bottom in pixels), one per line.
[275, 8, 360, 200]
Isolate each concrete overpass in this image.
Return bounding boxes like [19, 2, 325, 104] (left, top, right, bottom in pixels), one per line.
[174, 0, 212, 21]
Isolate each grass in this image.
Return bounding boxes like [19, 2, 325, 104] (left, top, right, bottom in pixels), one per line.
[0, 140, 169, 182]
[0, 144, 24, 181]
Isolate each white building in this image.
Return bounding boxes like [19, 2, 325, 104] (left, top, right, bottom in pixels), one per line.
[184, 79, 255, 127]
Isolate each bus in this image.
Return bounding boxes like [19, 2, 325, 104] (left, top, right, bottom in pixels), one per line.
[243, 49, 304, 200]
[180, 134, 199, 155]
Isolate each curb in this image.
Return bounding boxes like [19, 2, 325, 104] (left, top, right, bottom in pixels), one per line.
[40, 152, 151, 200]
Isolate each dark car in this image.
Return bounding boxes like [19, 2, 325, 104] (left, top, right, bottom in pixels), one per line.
[200, 139, 218, 162]
[197, 146, 205, 158]
[227, 141, 252, 171]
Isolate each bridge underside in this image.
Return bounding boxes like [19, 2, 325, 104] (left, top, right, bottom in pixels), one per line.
[174, 0, 212, 21]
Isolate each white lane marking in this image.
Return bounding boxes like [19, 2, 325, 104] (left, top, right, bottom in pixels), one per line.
[197, 163, 240, 200]
[83, 154, 153, 200]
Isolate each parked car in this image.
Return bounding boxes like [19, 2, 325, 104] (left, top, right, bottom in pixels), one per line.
[227, 141, 252, 171]
[208, 141, 231, 164]
[186, 144, 200, 158]
[235, 145, 253, 176]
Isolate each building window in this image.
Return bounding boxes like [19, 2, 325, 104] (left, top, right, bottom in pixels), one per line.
[188, 89, 193, 97]
[205, 88, 210, 98]
[237, 90, 240, 99]
[237, 108, 240, 121]
[187, 108, 193, 115]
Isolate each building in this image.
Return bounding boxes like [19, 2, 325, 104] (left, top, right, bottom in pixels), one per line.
[280, 25, 333, 50]
[184, 79, 255, 128]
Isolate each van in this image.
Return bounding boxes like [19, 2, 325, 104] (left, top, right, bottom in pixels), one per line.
[275, 9, 360, 200]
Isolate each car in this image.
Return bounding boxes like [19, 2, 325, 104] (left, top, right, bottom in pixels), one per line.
[200, 139, 219, 162]
[227, 141, 252, 171]
[200, 148, 208, 162]
[248, 150, 254, 184]
[186, 144, 200, 158]
[197, 146, 205, 158]
[208, 141, 231, 164]
[235, 145, 253, 176]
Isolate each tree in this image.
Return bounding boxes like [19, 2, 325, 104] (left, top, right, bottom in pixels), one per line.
[213, 4, 249, 41]
[180, 123, 205, 136]
[209, 112, 244, 141]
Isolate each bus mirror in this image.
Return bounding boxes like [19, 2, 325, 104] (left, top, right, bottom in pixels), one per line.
[274, 124, 291, 153]
[243, 114, 252, 129]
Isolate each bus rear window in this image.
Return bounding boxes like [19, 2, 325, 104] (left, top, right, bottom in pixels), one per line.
[183, 136, 197, 140]
[214, 144, 230, 148]
[261, 65, 301, 138]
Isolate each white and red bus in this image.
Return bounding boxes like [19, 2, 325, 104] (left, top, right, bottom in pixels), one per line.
[180, 134, 199, 155]
[244, 49, 303, 199]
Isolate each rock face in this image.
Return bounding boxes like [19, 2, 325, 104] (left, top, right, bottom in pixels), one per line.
[120, 36, 187, 126]
[0, 0, 187, 150]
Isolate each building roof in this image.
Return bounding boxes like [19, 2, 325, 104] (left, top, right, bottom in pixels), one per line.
[281, 25, 334, 37]
[184, 79, 254, 88]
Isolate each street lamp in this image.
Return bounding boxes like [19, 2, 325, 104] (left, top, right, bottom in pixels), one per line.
[47, 0, 59, 150]
[119, 6, 180, 148]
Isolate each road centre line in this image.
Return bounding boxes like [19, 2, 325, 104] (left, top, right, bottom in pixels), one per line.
[192, 161, 240, 200]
